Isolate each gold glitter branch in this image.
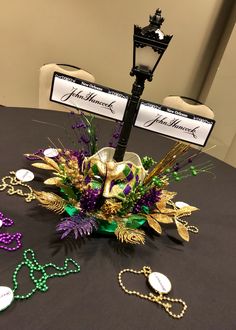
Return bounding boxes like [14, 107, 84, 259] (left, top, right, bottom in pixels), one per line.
[144, 142, 190, 184]
[115, 223, 145, 244]
[33, 190, 67, 214]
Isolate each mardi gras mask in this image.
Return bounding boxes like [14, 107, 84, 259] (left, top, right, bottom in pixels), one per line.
[82, 147, 146, 199]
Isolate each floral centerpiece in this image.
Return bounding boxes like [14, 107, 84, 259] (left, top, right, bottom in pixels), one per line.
[25, 113, 212, 244]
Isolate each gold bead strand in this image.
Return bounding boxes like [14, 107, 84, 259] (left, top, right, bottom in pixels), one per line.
[118, 267, 152, 300]
[0, 171, 35, 202]
[118, 266, 187, 319]
[159, 295, 187, 319]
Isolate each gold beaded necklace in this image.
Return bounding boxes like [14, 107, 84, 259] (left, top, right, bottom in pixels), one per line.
[0, 171, 35, 202]
[118, 266, 187, 319]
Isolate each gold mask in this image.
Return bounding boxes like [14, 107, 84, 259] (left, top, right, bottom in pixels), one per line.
[82, 147, 146, 199]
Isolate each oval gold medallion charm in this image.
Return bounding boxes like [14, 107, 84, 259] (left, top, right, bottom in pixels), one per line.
[148, 272, 172, 294]
[0, 286, 14, 311]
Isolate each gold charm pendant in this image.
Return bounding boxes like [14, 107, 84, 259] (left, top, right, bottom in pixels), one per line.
[118, 266, 187, 319]
[0, 171, 35, 202]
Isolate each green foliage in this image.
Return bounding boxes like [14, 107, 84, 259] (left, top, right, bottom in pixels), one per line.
[141, 156, 156, 170]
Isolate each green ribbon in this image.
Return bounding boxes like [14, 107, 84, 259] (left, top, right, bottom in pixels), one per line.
[64, 205, 79, 217]
[125, 215, 147, 228]
[64, 205, 147, 234]
[97, 215, 147, 234]
[97, 220, 118, 234]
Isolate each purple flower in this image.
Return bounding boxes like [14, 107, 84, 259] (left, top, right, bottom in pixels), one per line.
[133, 187, 161, 213]
[76, 121, 87, 129]
[71, 150, 86, 169]
[69, 112, 97, 155]
[80, 188, 101, 212]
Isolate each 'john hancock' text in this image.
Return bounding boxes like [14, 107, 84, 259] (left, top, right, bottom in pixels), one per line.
[61, 87, 116, 113]
[144, 115, 199, 138]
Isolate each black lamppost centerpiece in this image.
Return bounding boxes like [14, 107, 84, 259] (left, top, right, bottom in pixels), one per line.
[113, 9, 172, 162]
[25, 9, 202, 249]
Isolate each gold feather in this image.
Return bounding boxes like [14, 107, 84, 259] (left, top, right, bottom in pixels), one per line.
[151, 213, 173, 224]
[32, 163, 55, 170]
[115, 223, 145, 244]
[146, 215, 162, 234]
[44, 177, 62, 185]
[156, 208, 176, 216]
[24, 153, 44, 160]
[155, 193, 198, 241]
[44, 157, 60, 172]
[156, 190, 177, 210]
[175, 220, 189, 241]
[176, 206, 199, 216]
[34, 190, 67, 214]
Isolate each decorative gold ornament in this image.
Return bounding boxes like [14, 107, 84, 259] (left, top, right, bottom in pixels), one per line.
[0, 171, 35, 202]
[118, 266, 187, 319]
[146, 190, 200, 241]
[114, 223, 145, 244]
[101, 199, 122, 217]
[31, 156, 60, 172]
[44, 177, 62, 185]
[146, 214, 163, 234]
[28, 152, 86, 191]
[33, 190, 67, 214]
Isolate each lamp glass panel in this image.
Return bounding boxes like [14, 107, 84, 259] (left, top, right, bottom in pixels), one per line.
[135, 46, 159, 72]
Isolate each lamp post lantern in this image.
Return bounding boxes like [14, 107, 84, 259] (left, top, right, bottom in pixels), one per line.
[113, 9, 172, 162]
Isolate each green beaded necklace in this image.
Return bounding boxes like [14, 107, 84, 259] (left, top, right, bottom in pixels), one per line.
[13, 249, 80, 299]
[0, 248, 80, 311]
